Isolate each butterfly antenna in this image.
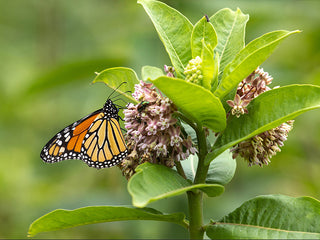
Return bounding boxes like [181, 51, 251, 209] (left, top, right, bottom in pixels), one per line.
[113, 98, 128, 107]
[110, 90, 132, 101]
[107, 82, 127, 99]
[111, 90, 133, 108]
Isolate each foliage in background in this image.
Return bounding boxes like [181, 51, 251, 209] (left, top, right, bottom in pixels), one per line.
[0, 0, 320, 239]
[27, 0, 320, 239]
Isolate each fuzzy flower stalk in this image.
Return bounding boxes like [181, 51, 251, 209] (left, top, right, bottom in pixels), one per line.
[120, 80, 197, 179]
[228, 68, 294, 166]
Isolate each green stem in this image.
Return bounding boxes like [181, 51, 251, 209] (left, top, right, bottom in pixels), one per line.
[187, 190, 204, 239]
[187, 125, 210, 239]
[194, 124, 209, 184]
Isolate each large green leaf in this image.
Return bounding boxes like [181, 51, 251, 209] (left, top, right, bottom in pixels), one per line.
[138, 0, 193, 78]
[92, 67, 139, 103]
[191, 16, 217, 58]
[210, 8, 249, 71]
[28, 206, 187, 237]
[151, 76, 226, 132]
[206, 84, 320, 164]
[128, 163, 224, 208]
[180, 150, 236, 186]
[214, 30, 300, 99]
[206, 195, 320, 239]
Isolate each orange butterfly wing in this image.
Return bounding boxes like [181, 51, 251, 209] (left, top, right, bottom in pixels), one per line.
[41, 101, 128, 169]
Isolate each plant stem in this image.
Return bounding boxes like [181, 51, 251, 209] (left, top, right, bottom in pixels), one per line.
[187, 125, 210, 239]
[194, 124, 209, 184]
[187, 190, 204, 239]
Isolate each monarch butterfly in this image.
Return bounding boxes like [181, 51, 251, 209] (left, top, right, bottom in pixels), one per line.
[40, 98, 128, 169]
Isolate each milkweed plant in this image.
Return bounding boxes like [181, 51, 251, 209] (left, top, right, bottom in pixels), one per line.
[29, 0, 320, 239]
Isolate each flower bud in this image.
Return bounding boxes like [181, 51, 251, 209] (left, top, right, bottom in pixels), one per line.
[184, 56, 203, 85]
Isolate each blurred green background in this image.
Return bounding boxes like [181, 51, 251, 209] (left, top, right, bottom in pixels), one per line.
[1, 0, 320, 238]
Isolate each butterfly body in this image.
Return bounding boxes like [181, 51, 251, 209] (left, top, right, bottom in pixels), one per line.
[40, 99, 128, 169]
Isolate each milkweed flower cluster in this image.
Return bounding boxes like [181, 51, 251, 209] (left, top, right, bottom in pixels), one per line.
[232, 120, 294, 166]
[184, 56, 203, 85]
[120, 80, 197, 179]
[226, 68, 273, 118]
[228, 68, 294, 166]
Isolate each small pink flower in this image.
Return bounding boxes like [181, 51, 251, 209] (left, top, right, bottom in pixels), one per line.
[167, 126, 182, 146]
[155, 141, 168, 157]
[148, 105, 162, 116]
[183, 136, 198, 155]
[146, 119, 158, 135]
[227, 94, 250, 118]
[157, 116, 176, 130]
[164, 65, 175, 77]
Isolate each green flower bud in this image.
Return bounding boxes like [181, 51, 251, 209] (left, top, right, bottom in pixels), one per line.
[184, 56, 203, 85]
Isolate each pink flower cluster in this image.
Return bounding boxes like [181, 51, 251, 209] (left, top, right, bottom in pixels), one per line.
[120, 81, 197, 179]
[227, 67, 274, 118]
[228, 68, 294, 166]
[232, 121, 294, 166]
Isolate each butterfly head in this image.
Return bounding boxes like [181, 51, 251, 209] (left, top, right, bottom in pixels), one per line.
[103, 99, 119, 119]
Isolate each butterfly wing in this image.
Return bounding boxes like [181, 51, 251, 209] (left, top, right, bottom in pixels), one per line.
[40, 108, 128, 169]
[82, 113, 128, 168]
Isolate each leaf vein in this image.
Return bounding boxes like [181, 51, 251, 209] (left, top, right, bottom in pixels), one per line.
[213, 222, 320, 235]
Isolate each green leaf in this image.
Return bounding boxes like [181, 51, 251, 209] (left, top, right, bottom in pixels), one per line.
[190, 16, 218, 90]
[141, 65, 164, 81]
[210, 8, 249, 71]
[214, 30, 300, 99]
[206, 195, 320, 239]
[206, 84, 320, 164]
[201, 40, 219, 90]
[138, 0, 193, 78]
[92, 67, 140, 103]
[191, 16, 217, 58]
[179, 154, 198, 182]
[28, 206, 187, 237]
[128, 162, 224, 208]
[206, 150, 236, 185]
[210, 52, 219, 92]
[151, 76, 226, 132]
[180, 150, 236, 186]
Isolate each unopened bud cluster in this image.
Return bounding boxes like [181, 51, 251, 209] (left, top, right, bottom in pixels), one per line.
[232, 121, 294, 166]
[184, 56, 203, 84]
[229, 68, 294, 166]
[120, 81, 197, 179]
